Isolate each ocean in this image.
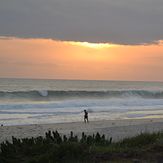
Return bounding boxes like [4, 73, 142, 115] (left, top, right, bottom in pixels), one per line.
[0, 78, 163, 126]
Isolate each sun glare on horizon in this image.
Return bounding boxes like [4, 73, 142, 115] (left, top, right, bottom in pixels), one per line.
[70, 41, 117, 48]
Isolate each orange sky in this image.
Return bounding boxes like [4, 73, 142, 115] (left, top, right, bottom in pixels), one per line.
[0, 36, 163, 81]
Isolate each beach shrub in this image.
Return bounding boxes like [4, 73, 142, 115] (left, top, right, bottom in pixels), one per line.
[0, 131, 92, 163]
[118, 132, 163, 149]
[1, 130, 163, 163]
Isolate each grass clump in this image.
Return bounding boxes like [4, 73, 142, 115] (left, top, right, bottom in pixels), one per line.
[1, 131, 163, 163]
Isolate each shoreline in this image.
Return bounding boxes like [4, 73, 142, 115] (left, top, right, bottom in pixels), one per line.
[1, 118, 163, 143]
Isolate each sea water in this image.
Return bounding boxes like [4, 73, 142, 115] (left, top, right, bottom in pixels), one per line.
[0, 78, 163, 126]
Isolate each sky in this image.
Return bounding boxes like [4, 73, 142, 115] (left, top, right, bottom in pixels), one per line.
[0, 0, 163, 81]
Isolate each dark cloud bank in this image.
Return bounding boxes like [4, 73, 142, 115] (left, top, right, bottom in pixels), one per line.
[1, 0, 163, 45]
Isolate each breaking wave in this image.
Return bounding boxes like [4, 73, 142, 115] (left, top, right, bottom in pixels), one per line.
[0, 90, 163, 102]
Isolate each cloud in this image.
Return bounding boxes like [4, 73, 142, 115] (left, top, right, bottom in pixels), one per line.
[0, 60, 61, 68]
[0, 36, 14, 40]
[1, 0, 163, 45]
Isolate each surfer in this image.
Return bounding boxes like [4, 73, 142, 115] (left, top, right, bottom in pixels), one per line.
[84, 110, 89, 123]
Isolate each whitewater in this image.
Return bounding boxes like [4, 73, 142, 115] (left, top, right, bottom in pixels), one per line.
[0, 78, 163, 126]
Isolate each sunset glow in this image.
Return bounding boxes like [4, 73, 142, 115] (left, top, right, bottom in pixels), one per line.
[0, 36, 163, 81]
[70, 42, 117, 48]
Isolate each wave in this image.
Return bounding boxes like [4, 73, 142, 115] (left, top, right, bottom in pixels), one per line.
[0, 90, 163, 102]
[1, 97, 163, 126]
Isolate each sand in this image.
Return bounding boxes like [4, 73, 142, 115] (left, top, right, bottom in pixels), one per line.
[1, 118, 163, 143]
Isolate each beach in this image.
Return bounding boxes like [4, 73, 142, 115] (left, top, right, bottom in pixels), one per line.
[1, 118, 163, 143]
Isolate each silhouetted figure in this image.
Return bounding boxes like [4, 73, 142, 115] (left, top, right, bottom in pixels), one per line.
[84, 110, 89, 123]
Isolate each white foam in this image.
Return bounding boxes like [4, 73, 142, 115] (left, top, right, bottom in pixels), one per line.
[1, 98, 163, 126]
[38, 90, 48, 97]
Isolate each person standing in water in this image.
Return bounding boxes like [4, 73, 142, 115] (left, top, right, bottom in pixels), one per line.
[84, 110, 89, 123]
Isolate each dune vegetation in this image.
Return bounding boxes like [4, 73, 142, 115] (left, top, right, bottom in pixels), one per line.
[1, 130, 163, 163]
